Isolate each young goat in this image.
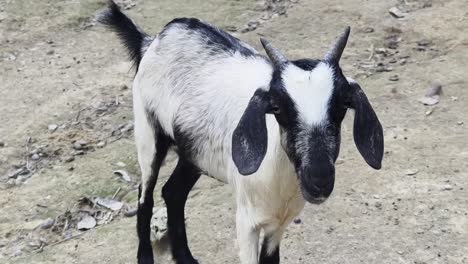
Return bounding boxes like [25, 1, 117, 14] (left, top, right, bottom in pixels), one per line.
[100, 1, 384, 264]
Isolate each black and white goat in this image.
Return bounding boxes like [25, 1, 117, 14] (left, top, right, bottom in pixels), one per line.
[100, 1, 384, 264]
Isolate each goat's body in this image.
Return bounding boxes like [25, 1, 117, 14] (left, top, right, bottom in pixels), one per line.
[134, 19, 305, 263]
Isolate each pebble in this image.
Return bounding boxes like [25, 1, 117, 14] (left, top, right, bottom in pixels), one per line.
[63, 155, 75, 163]
[76, 139, 88, 146]
[74, 150, 85, 156]
[293, 218, 302, 224]
[0, 141, 5, 147]
[389, 7, 406, 18]
[31, 153, 40, 160]
[457, 121, 464, 126]
[40, 218, 55, 229]
[46, 50, 54, 55]
[96, 141, 106, 148]
[363, 27, 374, 33]
[389, 75, 399, 81]
[442, 184, 453, 191]
[73, 142, 83, 150]
[48, 124, 58, 132]
[124, 207, 138, 217]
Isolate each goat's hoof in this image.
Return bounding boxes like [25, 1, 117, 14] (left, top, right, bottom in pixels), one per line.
[176, 256, 199, 264]
[138, 256, 154, 264]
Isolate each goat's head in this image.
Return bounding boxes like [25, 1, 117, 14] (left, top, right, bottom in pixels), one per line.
[232, 27, 384, 204]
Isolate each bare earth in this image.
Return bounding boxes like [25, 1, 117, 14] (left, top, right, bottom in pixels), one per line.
[0, 0, 467, 263]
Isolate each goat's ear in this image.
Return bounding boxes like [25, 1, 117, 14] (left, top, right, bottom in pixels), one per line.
[232, 89, 271, 175]
[348, 81, 384, 170]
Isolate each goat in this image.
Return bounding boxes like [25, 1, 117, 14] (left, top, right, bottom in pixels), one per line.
[99, 1, 384, 264]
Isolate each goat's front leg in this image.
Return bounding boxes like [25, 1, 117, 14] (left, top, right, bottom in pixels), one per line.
[236, 208, 260, 264]
[259, 228, 284, 264]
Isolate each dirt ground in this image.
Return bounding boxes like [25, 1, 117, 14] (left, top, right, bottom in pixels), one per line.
[0, 0, 467, 263]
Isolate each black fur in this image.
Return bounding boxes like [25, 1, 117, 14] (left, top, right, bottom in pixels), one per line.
[259, 237, 280, 264]
[98, 0, 150, 71]
[162, 158, 201, 264]
[348, 82, 384, 169]
[137, 131, 171, 264]
[291, 59, 320, 71]
[232, 89, 271, 175]
[162, 18, 255, 57]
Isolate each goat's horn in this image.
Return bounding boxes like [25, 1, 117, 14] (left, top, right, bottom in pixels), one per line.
[260, 38, 288, 65]
[325, 26, 351, 63]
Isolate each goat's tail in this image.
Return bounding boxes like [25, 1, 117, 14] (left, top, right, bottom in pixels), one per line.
[98, 0, 151, 71]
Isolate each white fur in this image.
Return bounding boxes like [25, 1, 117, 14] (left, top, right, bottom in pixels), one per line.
[134, 24, 306, 263]
[282, 63, 335, 125]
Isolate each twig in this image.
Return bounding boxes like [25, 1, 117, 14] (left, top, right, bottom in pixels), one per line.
[112, 187, 121, 199]
[75, 108, 84, 122]
[367, 44, 374, 61]
[47, 232, 85, 248]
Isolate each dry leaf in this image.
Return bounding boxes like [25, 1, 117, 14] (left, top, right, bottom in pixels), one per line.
[113, 170, 132, 182]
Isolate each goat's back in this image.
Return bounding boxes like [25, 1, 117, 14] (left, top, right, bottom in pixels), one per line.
[134, 18, 274, 181]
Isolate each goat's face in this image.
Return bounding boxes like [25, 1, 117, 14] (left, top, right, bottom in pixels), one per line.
[232, 27, 384, 204]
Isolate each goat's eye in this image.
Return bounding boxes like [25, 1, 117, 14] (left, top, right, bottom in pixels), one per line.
[271, 105, 281, 114]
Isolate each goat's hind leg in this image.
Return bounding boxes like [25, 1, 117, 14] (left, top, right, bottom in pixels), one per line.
[135, 106, 170, 264]
[162, 158, 201, 264]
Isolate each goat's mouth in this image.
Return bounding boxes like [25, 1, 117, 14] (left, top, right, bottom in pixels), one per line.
[300, 185, 330, 204]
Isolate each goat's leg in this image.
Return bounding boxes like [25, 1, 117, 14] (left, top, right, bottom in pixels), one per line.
[236, 208, 260, 264]
[162, 158, 201, 264]
[135, 102, 170, 264]
[259, 228, 284, 264]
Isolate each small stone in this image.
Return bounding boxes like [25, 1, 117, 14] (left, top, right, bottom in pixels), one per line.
[31, 153, 40, 160]
[375, 202, 383, 209]
[363, 27, 374, 33]
[442, 184, 453, 191]
[373, 195, 381, 199]
[124, 207, 138, 217]
[73, 150, 85, 155]
[389, 75, 399, 81]
[116, 161, 126, 167]
[76, 139, 88, 146]
[46, 50, 55, 55]
[77, 215, 96, 230]
[73, 142, 83, 150]
[0, 141, 5, 147]
[389, 7, 406, 18]
[397, 250, 404, 255]
[40, 218, 55, 229]
[293, 218, 302, 224]
[457, 121, 464, 126]
[417, 39, 431, 47]
[404, 169, 419, 176]
[48, 124, 58, 132]
[68, 165, 75, 171]
[63, 155, 75, 163]
[96, 141, 106, 148]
